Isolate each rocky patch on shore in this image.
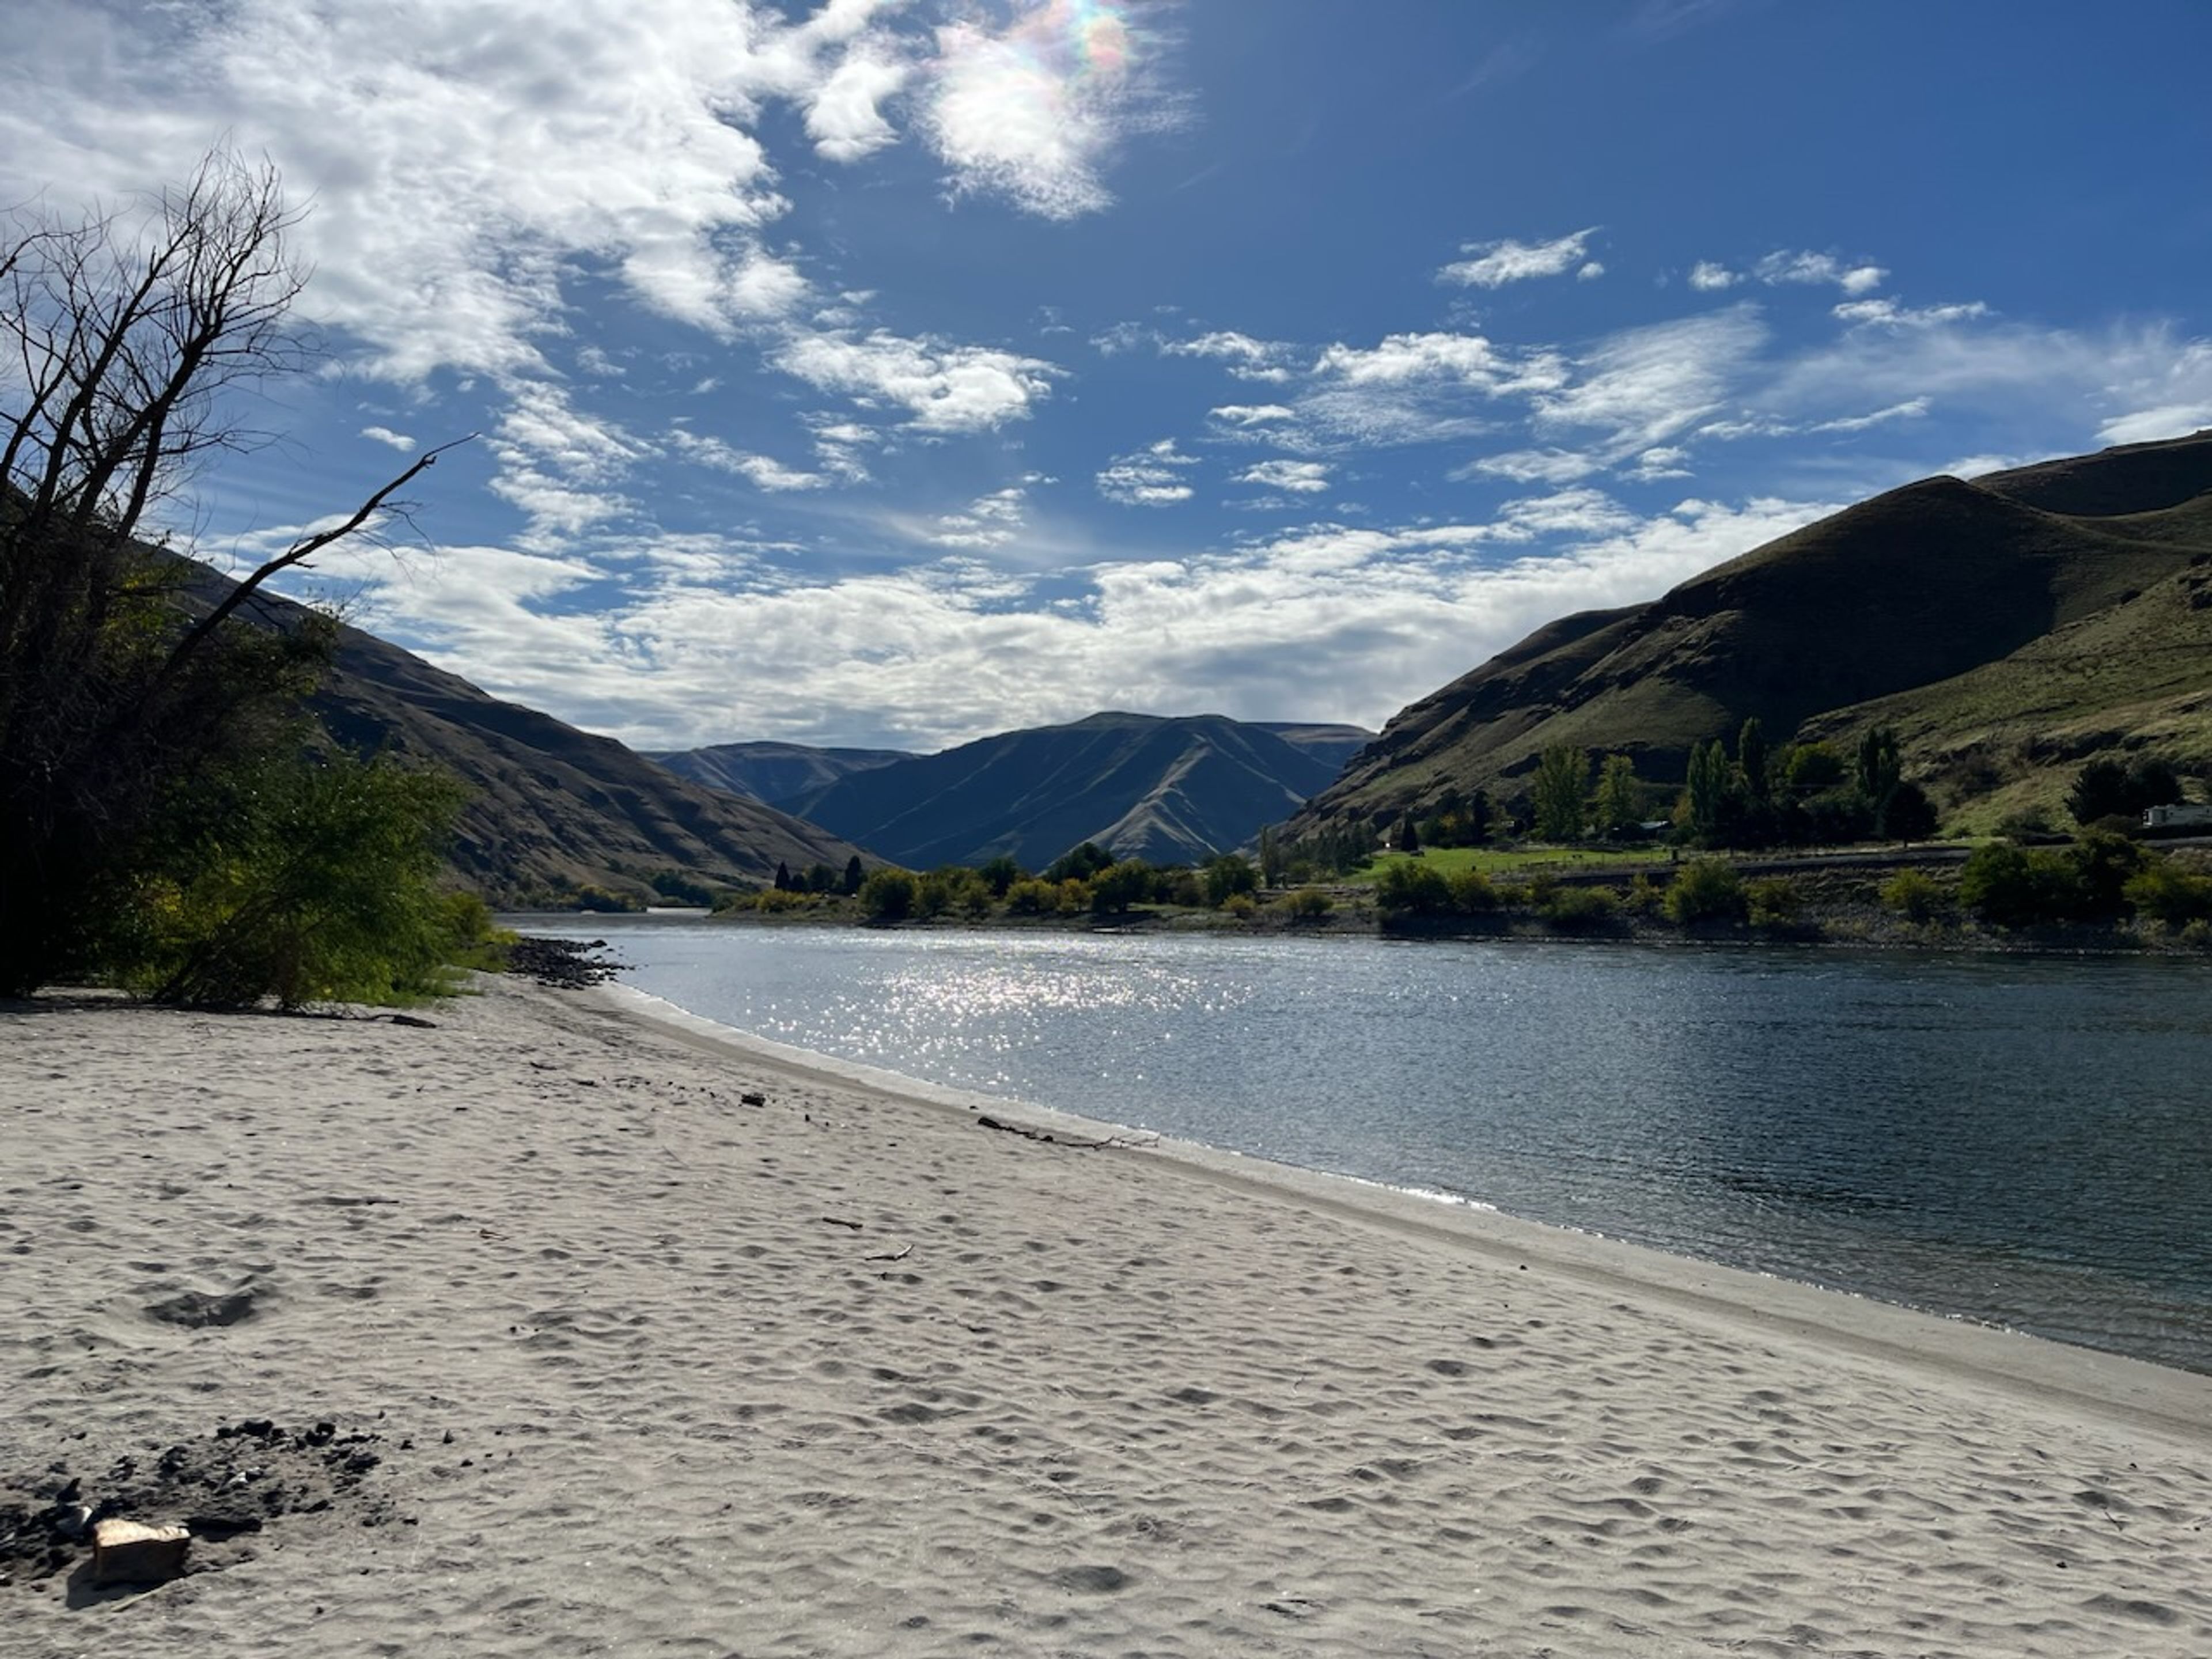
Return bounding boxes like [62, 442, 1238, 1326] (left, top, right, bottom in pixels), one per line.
[0, 1418, 404, 1593]
[502, 935, 628, 988]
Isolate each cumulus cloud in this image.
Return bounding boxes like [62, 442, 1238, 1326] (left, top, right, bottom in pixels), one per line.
[772, 328, 1061, 432]
[1237, 459, 1331, 494]
[1440, 228, 1600, 289]
[921, 1, 1173, 219]
[361, 425, 417, 453]
[1688, 261, 1739, 291]
[1096, 438, 1199, 506]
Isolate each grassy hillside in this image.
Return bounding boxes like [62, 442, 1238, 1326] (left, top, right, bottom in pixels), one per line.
[1290, 431, 2212, 836]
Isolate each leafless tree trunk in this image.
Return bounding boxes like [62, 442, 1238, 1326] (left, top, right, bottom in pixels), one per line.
[0, 149, 468, 994]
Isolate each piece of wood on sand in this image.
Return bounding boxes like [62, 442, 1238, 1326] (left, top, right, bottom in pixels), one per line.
[89, 1518, 191, 1586]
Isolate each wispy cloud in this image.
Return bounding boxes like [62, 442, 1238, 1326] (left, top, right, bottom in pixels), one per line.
[1755, 249, 1888, 296]
[1441, 228, 1600, 289]
[1237, 459, 1331, 494]
[1163, 330, 1299, 382]
[361, 425, 417, 453]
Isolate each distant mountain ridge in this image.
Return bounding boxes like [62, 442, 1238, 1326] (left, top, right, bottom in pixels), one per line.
[1287, 430, 2212, 836]
[683, 711, 1372, 870]
[647, 739, 913, 817]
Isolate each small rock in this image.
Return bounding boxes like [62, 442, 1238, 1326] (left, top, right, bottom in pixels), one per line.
[90, 1518, 190, 1586]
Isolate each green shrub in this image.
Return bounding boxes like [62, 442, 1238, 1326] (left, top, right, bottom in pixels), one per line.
[1957, 843, 2084, 926]
[1663, 858, 1747, 926]
[1375, 861, 1453, 915]
[1203, 854, 1259, 907]
[1745, 876, 1801, 926]
[1447, 869, 1499, 911]
[129, 751, 470, 1009]
[1285, 887, 1334, 919]
[1221, 892, 1257, 919]
[2124, 858, 2212, 926]
[1880, 869, 1949, 922]
[1539, 885, 1618, 933]
[1003, 878, 1060, 915]
[1624, 873, 1665, 915]
[858, 869, 918, 921]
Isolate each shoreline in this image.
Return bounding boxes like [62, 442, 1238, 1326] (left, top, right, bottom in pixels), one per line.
[5, 976, 2210, 1653]
[596, 980, 2212, 1444]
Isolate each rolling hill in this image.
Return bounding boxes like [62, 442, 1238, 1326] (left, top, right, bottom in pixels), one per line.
[782, 711, 1367, 870]
[1287, 430, 2212, 836]
[187, 567, 868, 903]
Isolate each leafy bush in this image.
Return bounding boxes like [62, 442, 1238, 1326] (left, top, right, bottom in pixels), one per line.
[1203, 854, 1259, 907]
[1375, 861, 1453, 915]
[1663, 858, 1747, 926]
[1624, 873, 1665, 915]
[2124, 859, 2212, 926]
[1221, 892, 1257, 919]
[1957, 843, 2081, 926]
[1539, 885, 1618, 933]
[1880, 869, 1950, 922]
[127, 751, 469, 1009]
[1091, 859, 1154, 915]
[1003, 878, 1060, 915]
[1447, 869, 1499, 911]
[1284, 886, 1334, 920]
[1745, 876, 1801, 927]
[858, 869, 918, 921]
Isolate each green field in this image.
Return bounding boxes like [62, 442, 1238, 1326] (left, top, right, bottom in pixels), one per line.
[1348, 845, 1675, 884]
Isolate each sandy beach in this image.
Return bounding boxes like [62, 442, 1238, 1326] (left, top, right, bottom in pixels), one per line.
[3, 974, 2210, 1657]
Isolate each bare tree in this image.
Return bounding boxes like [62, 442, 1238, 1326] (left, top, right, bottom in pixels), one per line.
[0, 150, 467, 994]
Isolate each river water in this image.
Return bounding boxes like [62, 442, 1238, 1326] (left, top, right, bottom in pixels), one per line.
[522, 916, 2212, 1373]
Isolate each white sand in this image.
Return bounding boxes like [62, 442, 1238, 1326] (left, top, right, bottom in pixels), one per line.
[2, 974, 2209, 1657]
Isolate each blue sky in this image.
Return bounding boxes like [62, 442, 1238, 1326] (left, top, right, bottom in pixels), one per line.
[6, 1, 2210, 752]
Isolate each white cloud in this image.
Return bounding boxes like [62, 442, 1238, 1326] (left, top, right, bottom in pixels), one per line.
[1810, 397, 1930, 433]
[668, 430, 827, 492]
[1834, 298, 1991, 329]
[1688, 261, 1740, 291]
[1577, 261, 1606, 282]
[930, 480, 1044, 548]
[2097, 404, 2212, 446]
[1097, 438, 1199, 506]
[773, 328, 1060, 432]
[1208, 403, 1297, 427]
[1535, 306, 1769, 456]
[1463, 449, 1602, 484]
[486, 381, 646, 545]
[921, 2, 1170, 219]
[1314, 331, 1560, 392]
[1441, 228, 1599, 289]
[361, 425, 417, 453]
[1756, 250, 1889, 295]
[1624, 446, 1692, 482]
[1238, 459, 1331, 494]
[1164, 330, 1298, 382]
[804, 41, 911, 162]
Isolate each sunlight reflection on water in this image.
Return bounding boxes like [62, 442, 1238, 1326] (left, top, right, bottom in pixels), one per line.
[522, 917, 2212, 1373]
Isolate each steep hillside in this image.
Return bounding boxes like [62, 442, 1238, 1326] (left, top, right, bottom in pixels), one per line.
[1289, 430, 2212, 834]
[184, 567, 866, 902]
[647, 740, 912, 815]
[800, 711, 1350, 869]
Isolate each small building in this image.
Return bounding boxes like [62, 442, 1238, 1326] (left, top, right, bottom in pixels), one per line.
[2142, 802, 2212, 829]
